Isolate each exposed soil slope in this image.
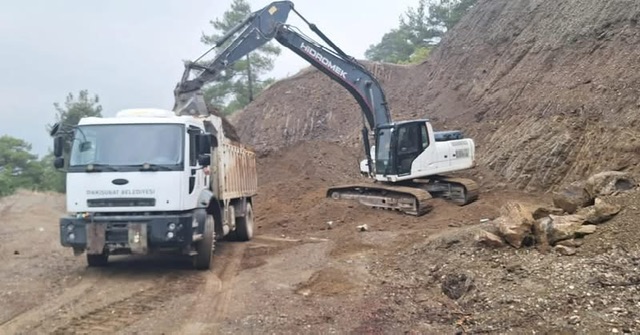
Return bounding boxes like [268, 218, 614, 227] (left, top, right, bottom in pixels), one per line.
[229, 62, 417, 154]
[231, 0, 640, 192]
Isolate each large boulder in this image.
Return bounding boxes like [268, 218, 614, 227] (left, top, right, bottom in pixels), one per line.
[547, 214, 589, 244]
[585, 171, 637, 198]
[496, 202, 536, 248]
[552, 181, 593, 214]
[474, 230, 505, 248]
[576, 197, 622, 224]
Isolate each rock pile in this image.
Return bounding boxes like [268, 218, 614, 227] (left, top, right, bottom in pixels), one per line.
[476, 171, 637, 255]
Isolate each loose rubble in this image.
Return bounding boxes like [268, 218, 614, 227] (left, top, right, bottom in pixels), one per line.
[476, 171, 636, 255]
[366, 185, 640, 334]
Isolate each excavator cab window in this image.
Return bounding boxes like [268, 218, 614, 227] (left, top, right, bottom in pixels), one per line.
[420, 123, 430, 150]
[395, 122, 425, 176]
[375, 127, 394, 175]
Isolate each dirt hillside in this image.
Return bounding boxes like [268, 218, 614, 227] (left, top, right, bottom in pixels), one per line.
[229, 62, 416, 155]
[231, 0, 640, 192]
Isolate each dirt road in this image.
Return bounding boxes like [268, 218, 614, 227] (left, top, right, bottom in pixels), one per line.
[2, 176, 638, 334]
[0, 175, 531, 335]
[0, 190, 325, 334]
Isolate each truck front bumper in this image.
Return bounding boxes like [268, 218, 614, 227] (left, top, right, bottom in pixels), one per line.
[60, 213, 196, 255]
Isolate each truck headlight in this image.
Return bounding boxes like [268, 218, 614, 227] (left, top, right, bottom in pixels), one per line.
[167, 232, 175, 239]
[65, 223, 74, 232]
[168, 223, 176, 231]
[68, 233, 75, 241]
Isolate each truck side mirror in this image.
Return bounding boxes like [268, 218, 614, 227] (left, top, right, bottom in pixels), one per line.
[198, 154, 211, 166]
[196, 134, 217, 155]
[53, 157, 65, 169]
[50, 122, 60, 136]
[53, 136, 64, 157]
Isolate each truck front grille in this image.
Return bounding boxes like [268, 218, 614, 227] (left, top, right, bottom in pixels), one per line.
[87, 198, 155, 208]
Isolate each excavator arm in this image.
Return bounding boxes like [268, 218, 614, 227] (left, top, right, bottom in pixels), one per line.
[173, 1, 391, 127]
[172, 1, 395, 175]
[173, 1, 293, 117]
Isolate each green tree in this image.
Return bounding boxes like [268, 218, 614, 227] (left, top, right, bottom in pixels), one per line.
[399, 0, 442, 45]
[44, 89, 103, 193]
[200, 0, 281, 115]
[48, 90, 103, 154]
[38, 153, 65, 193]
[48, 89, 103, 134]
[365, 0, 478, 64]
[364, 28, 415, 63]
[427, 0, 478, 32]
[400, 46, 433, 64]
[0, 136, 43, 196]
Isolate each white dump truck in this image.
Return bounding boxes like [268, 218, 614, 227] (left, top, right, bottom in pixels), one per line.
[50, 108, 258, 270]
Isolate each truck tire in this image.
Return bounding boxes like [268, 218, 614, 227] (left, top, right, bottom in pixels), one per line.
[194, 214, 215, 270]
[86, 251, 109, 267]
[234, 202, 254, 242]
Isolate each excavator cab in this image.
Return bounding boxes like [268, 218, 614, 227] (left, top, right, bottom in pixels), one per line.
[375, 120, 429, 177]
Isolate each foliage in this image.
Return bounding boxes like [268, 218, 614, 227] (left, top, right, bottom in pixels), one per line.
[38, 153, 66, 193]
[427, 0, 478, 32]
[400, 46, 434, 64]
[48, 89, 103, 136]
[364, 28, 416, 63]
[0, 136, 43, 196]
[200, 0, 281, 115]
[0, 90, 102, 197]
[365, 0, 478, 64]
[49, 89, 103, 157]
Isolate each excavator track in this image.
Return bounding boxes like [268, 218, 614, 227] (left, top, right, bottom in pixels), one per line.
[327, 176, 479, 217]
[412, 176, 479, 206]
[326, 183, 434, 216]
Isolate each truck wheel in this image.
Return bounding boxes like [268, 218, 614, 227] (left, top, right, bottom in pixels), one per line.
[194, 215, 215, 270]
[235, 203, 254, 242]
[86, 251, 109, 267]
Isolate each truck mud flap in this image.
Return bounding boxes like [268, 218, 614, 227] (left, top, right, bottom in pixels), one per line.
[86, 223, 106, 255]
[128, 223, 148, 254]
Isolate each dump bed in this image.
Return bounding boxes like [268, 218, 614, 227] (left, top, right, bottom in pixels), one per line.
[216, 139, 258, 200]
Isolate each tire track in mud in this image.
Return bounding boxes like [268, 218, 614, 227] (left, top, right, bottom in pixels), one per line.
[50, 272, 206, 335]
[0, 271, 104, 334]
[177, 242, 247, 334]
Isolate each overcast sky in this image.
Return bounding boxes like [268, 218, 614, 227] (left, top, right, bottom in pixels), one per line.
[0, 0, 418, 156]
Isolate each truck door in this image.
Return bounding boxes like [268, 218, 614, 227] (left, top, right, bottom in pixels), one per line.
[186, 126, 207, 209]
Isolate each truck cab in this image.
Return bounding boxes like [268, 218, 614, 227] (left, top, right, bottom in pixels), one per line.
[51, 108, 258, 270]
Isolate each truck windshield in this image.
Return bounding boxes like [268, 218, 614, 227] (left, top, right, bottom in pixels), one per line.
[375, 127, 393, 175]
[68, 124, 184, 171]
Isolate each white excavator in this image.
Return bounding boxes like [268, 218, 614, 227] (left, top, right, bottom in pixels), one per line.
[173, 1, 478, 216]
